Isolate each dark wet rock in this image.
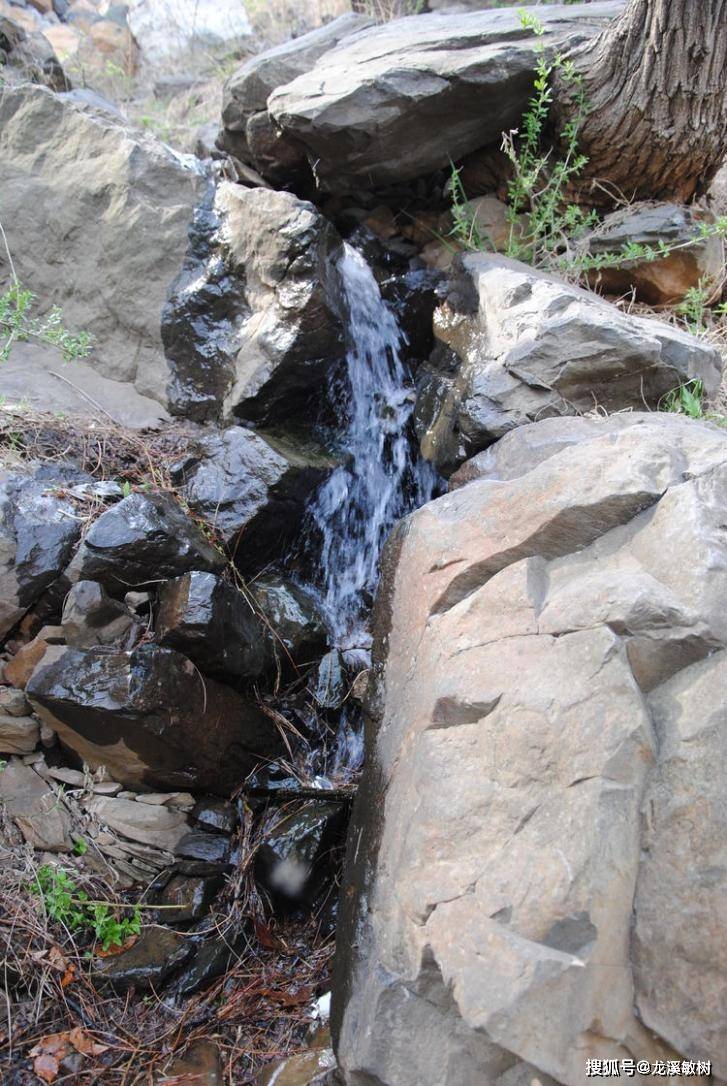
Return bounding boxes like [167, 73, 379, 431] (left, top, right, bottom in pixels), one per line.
[26, 644, 282, 794]
[192, 797, 237, 835]
[95, 925, 191, 995]
[268, 4, 623, 193]
[169, 925, 247, 998]
[164, 181, 247, 423]
[253, 575, 328, 668]
[576, 201, 725, 306]
[380, 267, 446, 371]
[219, 13, 372, 186]
[66, 491, 224, 594]
[153, 871, 223, 923]
[172, 426, 333, 574]
[256, 801, 346, 907]
[312, 651, 346, 710]
[156, 571, 269, 682]
[61, 580, 141, 649]
[176, 831, 231, 865]
[0, 462, 91, 640]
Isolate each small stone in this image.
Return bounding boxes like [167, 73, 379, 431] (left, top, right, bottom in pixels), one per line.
[175, 832, 230, 865]
[154, 872, 223, 923]
[136, 792, 195, 809]
[37, 765, 86, 787]
[4, 633, 66, 689]
[86, 796, 191, 854]
[0, 715, 38, 756]
[0, 757, 72, 851]
[62, 580, 140, 650]
[94, 925, 191, 994]
[157, 1041, 223, 1086]
[257, 1047, 337, 1086]
[0, 687, 30, 717]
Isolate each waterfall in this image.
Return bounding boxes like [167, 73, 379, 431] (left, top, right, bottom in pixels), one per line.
[306, 242, 437, 679]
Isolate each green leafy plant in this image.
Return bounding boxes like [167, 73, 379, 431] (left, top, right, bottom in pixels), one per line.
[0, 218, 92, 364]
[450, 11, 598, 266]
[32, 864, 141, 952]
[659, 378, 705, 419]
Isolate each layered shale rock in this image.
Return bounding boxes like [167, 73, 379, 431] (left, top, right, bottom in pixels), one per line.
[416, 254, 724, 472]
[333, 413, 727, 1085]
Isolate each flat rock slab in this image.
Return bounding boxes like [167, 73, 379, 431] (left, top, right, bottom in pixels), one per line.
[269, 3, 624, 191]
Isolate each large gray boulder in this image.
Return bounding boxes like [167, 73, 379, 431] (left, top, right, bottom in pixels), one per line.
[0, 82, 202, 414]
[416, 254, 723, 472]
[219, 12, 373, 184]
[268, 3, 624, 192]
[333, 412, 727, 1085]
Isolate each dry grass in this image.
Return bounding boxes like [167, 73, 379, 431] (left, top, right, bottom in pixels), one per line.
[1, 807, 337, 1084]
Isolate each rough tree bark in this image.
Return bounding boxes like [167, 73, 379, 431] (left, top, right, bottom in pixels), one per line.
[552, 0, 727, 205]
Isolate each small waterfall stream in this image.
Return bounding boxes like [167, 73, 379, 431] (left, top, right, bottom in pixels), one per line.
[301, 243, 438, 772]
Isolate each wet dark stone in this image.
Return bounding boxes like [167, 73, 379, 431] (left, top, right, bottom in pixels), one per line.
[312, 651, 347, 710]
[61, 580, 140, 649]
[381, 267, 446, 370]
[0, 462, 91, 640]
[65, 490, 224, 594]
[26, 644, 282, 794]
[256, 801, 346, 908]
[156, 571, 270, 683]
[192, 796, 237, 835]
[170, 927, 247, 998]
[164, 182, 247, 422]
[171, 426, 333, 575]
[176, 831, 231, 864]
[154, 872, 223, 922]
[252, 575, 328, 670]
[94, 925, 191, 994]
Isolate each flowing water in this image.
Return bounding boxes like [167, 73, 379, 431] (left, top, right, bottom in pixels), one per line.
[302, 244, 438, 770]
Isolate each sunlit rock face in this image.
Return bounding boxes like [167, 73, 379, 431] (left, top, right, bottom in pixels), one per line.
[333, 413, 727, 1086]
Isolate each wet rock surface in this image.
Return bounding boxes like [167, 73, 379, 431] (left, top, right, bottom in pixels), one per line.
[95, 925, 191, 994]
[252, 575, 328, 669]
[172, 426, 332, 574]
[334, 412, 727, 1085]
[215, 184, 345, 424]
[156, 570, 269, 682]
[0, 462, 91, 640]
[26, 644, 281, 793]
[66, 491, 224, 593]
[256, 802, 346, 909]
[416, 254, 724, 472]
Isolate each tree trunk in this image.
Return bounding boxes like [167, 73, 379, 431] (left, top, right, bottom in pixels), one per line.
[552, 0, 727, 206]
